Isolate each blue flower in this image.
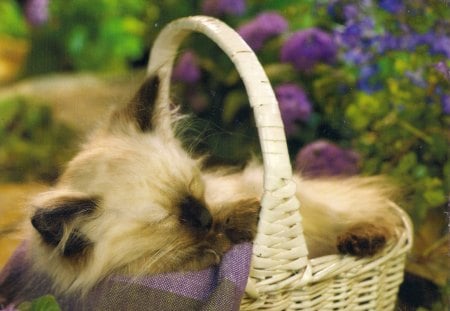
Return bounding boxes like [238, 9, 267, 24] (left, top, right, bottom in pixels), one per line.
[441, 94, 450, 115]
[201, 0, 246, 16]
[172, 51, 201, 84]
[340, 23, 363, 48]
[23, 0, 49, 26]
[295, 140, 360, 177]
[378, 0, 404, 14]
[336, 17, 375, 48]
[281, 28, 337, 72]
[238, 12, 288, 51]
[275, 84, 312, 136]
[357, 64, 382, 93]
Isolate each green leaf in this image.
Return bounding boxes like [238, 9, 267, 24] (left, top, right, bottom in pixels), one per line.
[423, 189, 447, 207]
[18, 295, 61, 311]
[222, 91, 248, 124]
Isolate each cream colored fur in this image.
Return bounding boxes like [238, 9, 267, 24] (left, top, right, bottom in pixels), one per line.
[28, 76, 401, 295]
[204, 165, 400, 258]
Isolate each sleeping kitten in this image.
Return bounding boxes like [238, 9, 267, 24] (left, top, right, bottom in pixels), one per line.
[22, 75, 399, 295]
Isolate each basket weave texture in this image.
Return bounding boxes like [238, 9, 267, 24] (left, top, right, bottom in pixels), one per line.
[146, 16, 413, 311]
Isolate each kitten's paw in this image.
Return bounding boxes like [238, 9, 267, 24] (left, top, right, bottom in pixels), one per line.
[223, 198, 260, 244]
[337, 223, 390, 257]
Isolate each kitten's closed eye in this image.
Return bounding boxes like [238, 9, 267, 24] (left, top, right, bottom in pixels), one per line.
[179, 195, 212, 231]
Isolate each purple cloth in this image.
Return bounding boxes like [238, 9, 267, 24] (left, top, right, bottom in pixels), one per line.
[0, 241, 252, 310]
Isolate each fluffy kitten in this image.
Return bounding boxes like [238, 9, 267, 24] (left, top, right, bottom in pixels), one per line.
[22, 75, 399, 296]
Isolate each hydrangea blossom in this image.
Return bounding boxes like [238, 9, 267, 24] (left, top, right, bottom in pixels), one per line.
[281, 28, 337, 72]
[238, 12, 288, 51]
[295, 140, 360, 177]
[172, 51, 201, 84]
[24, 0, 49, 26]
[274, 84, 312, 136]
[201, 0, 246, 16]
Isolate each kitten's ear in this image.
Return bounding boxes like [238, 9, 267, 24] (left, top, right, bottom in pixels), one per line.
[110, 75, 162, 133]
[31, 191, 98, 257]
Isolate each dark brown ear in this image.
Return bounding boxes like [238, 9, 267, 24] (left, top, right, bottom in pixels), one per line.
[111, 75, 160, 132]
[31, 195, 98, 256]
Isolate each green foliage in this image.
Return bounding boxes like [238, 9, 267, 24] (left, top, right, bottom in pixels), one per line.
[0, 97, 76, 182]
[18, 295, 61, 311]
[24, 0, 153, 74]
[0, 0, 28, 38]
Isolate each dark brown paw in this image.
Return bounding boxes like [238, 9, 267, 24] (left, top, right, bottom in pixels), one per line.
[337, 223, 390, 257]
[223, 198, 260, 244]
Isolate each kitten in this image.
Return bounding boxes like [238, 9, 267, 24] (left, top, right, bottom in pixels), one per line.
[15, 75, 400, 296]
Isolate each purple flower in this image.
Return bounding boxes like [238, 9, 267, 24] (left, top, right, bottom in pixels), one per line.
[201, 0, 246, 16]
[435, 61, 450, 81]
[24, 0, 49, 26]
[340, 23, 363, 47]
[281, 28, 337, 72]
[172, 51, 201, 84]
[238, 12, 288, 51]
[335, 17, 375, 48]
[378, 0, 404, 14]
[430, 35, 450, 58]
[377, 33, 400, 52]
[343, 48, 372, 64]
[441, 94, 450, 115]
[275, 84, 312, 136]
[295, 140, 360, 177]
[357, 64, 382, 93]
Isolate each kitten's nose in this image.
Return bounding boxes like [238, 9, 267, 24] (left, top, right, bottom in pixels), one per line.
[180, 196, 212, 230]
[196, 206, 212, 230]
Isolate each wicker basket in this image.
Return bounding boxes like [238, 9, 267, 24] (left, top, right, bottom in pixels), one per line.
[146, 16, 413, 311]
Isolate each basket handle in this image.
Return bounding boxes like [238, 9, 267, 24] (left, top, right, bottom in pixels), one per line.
[147, 16, 309, 287]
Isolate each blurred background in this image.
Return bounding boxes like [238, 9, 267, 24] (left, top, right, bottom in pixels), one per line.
[0, 0, 448, 309]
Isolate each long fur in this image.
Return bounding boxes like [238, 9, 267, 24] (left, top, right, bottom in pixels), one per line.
[10, 75, 401, 298]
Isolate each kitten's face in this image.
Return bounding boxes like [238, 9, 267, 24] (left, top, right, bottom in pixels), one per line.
[30, 76, 259, 293]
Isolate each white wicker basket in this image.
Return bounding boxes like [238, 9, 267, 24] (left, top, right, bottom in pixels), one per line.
[146, 16, 413, 311]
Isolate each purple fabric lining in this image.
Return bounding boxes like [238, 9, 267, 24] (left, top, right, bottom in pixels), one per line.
[109, 242, 250, 300]
[0, 242, 252, 310]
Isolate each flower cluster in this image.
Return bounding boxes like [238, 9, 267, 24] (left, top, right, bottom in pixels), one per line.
[201, 0, 245, 17]
[23, 0, 49, 26]
[281, 28, 337, 72]
[172, 51, 201, 84]
[295, 140, 360, 177]
[378, 0, 404, 13]
[238, 12, 288, 51]
[275, 84, 312, 136]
